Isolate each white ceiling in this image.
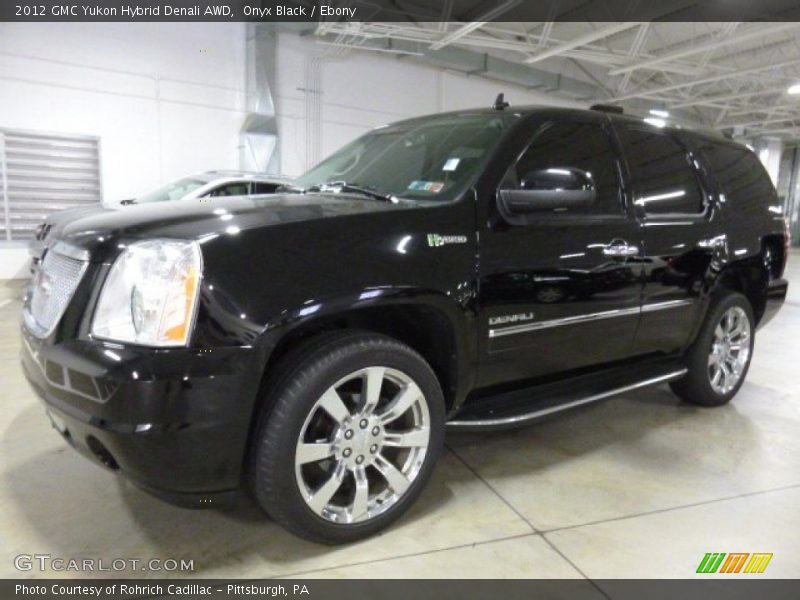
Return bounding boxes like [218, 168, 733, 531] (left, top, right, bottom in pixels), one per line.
[311, 19, 800, 142]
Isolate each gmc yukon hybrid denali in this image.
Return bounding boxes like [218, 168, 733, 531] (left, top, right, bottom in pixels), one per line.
[21, 103, 788, 543]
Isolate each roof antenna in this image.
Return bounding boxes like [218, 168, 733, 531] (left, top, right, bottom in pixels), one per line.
[493, 93, 509, 111]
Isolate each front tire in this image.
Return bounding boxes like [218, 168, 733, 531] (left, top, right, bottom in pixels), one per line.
[670, 292, 755, 407]
[251, 331, 445, 544]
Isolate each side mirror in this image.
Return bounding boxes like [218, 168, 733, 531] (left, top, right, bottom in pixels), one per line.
[498, 167, 596, 216]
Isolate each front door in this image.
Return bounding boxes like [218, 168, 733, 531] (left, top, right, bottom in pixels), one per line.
[477, 116, 643, 388]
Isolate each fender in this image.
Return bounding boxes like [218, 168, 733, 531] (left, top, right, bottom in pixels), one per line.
[253, 285, 478, 415]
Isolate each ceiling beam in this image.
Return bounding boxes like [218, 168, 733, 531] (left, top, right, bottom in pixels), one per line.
[754, 126, 800, 136]
[669, 85, 791, 109]
[608, 22, 800, 76]
[612, 56, 800, 102]
[726, 99, 800, 114]
[429, 0, 521, 50]
[720, 115, 800, 129]
[524, 22, 640, 64]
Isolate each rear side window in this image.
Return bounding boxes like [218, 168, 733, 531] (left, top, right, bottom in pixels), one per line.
[698, 143, 777, 214]
[253, 182, 280, 194]
[503, 121, 623, 215]
[208, 183, 249, 197]
[616, 127, 706, 216]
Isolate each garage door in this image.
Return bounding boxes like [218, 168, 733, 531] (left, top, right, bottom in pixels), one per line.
[0, 128, 102, 241]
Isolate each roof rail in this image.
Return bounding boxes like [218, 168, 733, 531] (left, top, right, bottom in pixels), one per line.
[590, 104, 623, 114]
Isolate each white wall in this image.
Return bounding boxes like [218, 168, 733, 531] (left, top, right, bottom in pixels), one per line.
[273, 32, 582, 177]
[0, 22, 248, 200]
[0, 22, 247, 277]
[0, 26, 580, 278]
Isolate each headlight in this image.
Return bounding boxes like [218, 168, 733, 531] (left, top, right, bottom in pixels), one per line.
[92, 239, 202, 347]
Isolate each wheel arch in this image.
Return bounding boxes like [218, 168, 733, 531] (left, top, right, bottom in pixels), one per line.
[240, 292, 473, 471]
[710, 255, 770, 325]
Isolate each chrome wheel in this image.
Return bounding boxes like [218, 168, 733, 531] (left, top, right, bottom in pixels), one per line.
[294, 366, 430, 524]
[708, 306, 751, 395]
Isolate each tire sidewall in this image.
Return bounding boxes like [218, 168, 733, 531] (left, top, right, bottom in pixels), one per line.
[254, 334, 445, 543]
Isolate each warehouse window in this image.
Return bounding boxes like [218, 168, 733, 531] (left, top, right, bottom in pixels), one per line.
[0, 128, 102, 241]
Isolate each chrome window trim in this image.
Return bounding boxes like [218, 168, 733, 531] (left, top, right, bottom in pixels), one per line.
[488, 298, 694, 338]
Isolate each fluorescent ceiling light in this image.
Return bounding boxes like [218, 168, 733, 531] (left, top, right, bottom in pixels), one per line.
[649, 109, 670, 118]
[643, 117, 666, 128]
[634, 190, 686, 206]
[788, 83, 800, 95]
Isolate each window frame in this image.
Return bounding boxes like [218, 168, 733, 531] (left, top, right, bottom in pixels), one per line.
[496, 117, 631, 226]
[612, 124, 714, 223]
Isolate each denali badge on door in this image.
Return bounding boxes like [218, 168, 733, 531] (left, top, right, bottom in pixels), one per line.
[489, 313, 535, 326]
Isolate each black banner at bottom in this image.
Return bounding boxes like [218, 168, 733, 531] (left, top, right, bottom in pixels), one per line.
[5, 579, 800, 600]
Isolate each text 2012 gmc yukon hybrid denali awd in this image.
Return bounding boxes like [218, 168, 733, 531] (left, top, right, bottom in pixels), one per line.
[21, 103, 789, 543]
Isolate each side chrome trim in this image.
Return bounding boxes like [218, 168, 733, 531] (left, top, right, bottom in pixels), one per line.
[640, 299, 695, 313]
[447, 368, 688, 429]
[489, 306, 638, 338]
[488, 298, 694, 338]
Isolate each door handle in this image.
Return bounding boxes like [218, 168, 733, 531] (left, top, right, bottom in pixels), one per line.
[602, 240, 639, 258]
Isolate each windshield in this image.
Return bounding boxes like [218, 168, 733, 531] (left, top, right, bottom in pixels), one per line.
[294, 113, 517, 202]
[136, 177, 206, 204]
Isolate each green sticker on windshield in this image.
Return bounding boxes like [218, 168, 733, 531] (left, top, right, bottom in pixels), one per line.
[408, 180, 444, 193]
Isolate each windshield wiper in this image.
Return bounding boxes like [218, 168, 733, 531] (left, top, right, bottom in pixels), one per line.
[306, 181, 395, 202]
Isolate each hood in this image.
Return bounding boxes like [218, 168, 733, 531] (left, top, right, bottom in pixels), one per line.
[45, 203, 115, 227]
[56, 193, 413, 258]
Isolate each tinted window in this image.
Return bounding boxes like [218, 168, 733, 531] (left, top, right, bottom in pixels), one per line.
[503, 121, 623, 215]
[699, 142, 777, 214]
[253, 182, 280, 194]
[617, 127, 705, 215]
[208, 183, 249, 197]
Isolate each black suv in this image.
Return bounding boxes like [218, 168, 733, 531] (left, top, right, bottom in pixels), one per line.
[21, 104, 789, 544]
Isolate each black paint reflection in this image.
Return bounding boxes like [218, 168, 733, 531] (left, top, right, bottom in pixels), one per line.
[482, 260, 636, 306]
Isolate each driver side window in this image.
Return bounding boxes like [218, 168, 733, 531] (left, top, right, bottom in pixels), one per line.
[503, 121, 623, 216]
[208, 183, 249, 197]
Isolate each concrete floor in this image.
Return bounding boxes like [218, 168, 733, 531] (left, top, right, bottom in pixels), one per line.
[1, 254, 799, 580]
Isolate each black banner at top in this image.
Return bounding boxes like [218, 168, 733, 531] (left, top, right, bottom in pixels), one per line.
[2, 0, 800, 23]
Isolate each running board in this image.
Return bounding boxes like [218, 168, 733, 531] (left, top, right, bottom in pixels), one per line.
[447, 363, 687, 431]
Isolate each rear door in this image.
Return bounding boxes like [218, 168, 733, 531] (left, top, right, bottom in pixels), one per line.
[477, 114, 644, 388]
[612, 123, 722, 355]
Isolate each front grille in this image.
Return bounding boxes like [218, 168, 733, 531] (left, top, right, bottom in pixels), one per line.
[25, 246, 88, 337]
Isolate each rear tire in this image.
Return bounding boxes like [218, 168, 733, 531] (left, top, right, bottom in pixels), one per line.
[670, 292, 755, 407]
[251, 330, 445, 544]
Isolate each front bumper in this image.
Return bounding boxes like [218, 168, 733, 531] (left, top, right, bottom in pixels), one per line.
[20, 326, 264, 507]
[757, 277, 788, 330]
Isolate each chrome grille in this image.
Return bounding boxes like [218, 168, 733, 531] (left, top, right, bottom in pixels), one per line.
[25, 245, 88, 337]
